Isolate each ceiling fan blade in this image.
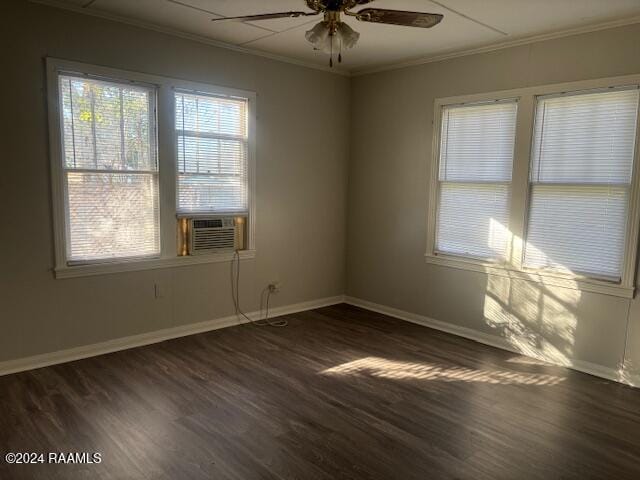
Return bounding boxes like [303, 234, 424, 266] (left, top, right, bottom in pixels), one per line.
[211, 11, 319, 22]
[305, 0, 324, 11]
[355, 9, 443, 28]
[345, 0, 377, 6]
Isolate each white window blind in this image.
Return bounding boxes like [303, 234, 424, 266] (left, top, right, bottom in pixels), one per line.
[59, 75, 160, 263]
[524, 87, 640, 279]
[436, 100, 518, 260]
[175, 90, 248, 214]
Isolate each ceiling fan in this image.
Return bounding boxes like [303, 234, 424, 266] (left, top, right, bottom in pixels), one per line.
[211, 1, 444, 67]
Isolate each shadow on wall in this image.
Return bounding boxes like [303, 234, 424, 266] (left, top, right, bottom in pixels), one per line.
[480, 219, 632, 383]
[483, 274, 579, 367]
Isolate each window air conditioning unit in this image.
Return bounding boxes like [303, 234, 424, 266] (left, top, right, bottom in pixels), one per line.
[189, 217, 241, 255]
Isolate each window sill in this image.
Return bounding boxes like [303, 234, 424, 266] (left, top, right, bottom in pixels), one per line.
[424, 253, 634, 299]
[55, 250, 256, 279]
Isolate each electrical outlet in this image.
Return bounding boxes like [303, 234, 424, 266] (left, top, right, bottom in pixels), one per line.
[268, 282, 282, 293]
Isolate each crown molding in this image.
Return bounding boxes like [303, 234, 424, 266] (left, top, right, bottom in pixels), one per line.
[351, 14, 640, 77]
[28, 0, 351, 77]
[27, 0, 640, 79]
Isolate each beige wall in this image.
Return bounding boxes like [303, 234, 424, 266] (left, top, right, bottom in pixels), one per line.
[0, 1, 349, 362]
[348, 23, 640, 380]
[2, 0, 640, 384]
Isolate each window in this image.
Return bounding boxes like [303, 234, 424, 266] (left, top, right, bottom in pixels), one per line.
[48, 58, 257, 278]
[435, 100, 518, 260]
[427, 78, 640, 297]
[58, 74, 160, 263]
[175, 90, 249, 215]
[524, 88, 640, 280]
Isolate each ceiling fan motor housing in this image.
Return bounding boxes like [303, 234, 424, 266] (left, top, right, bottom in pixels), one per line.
[307, 0, 374, 12]
[326, 0, 345, 11]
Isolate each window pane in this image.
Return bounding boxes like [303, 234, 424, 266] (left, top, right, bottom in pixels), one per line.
[175, 92, 246, 137]
[177, 136, 245, 176]
[58, 74, 159, 264]
[437, 183, 510, 260]
[439, 101, 517, 182]
[177, 175, 247, 214]
[531, 89, 639, 184]
[61, 78, 94, 168]
[525, 88, 639, 280]
[66, 172, 160, 261]
[524, 185, 627, 278]
[122, 89, 152, 170]
[175, 90, 249, 214]
[60, 76, 155, 171]
[435, 100, 516, 261]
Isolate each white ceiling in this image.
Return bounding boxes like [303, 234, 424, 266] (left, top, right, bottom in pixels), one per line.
[44, 0, 640, 74]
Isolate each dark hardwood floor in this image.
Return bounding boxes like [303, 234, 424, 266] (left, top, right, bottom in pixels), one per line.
[2, 303, 640, 479]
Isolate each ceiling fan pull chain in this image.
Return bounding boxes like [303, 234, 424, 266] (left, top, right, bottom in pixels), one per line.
[330, 35, 333, 67]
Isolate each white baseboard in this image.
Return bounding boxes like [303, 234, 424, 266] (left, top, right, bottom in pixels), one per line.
[0, 295, 345, 377]
[344, 296, 640, 388]
[6, 294, 638, 388]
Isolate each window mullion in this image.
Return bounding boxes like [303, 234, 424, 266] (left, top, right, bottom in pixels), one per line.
[509, 95, 535, 270]
[157, 85, 178, 259]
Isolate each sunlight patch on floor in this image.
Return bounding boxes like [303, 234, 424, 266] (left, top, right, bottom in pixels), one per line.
[321, 356, 564, 386]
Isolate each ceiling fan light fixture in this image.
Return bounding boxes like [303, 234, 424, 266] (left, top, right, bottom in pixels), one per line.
[337, 22, 360, 49]
[305, 21, 330, 52]
[305, 21, 360, 54]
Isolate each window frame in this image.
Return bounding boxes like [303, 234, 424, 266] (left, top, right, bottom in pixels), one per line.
[425, 74, 640, 298]
[47, 58, 256, 279]
[433, 98, 519, 264]
[57, 73, 162, 264]
[173, 87, 251, 217]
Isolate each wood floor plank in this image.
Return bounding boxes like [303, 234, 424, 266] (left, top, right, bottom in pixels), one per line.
[1, 303, 640, 479]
